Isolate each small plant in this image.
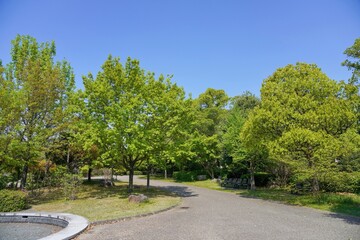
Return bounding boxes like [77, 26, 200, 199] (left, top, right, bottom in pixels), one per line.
[0, 189, 27, 212]
[61, 173, 82, 200]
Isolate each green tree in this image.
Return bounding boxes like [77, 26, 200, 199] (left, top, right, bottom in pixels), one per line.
[2, 35, 75, 188]
[0, 61, 22, 172]
[222, 91, 261, 189]
[242, 63, 357, 192]
[342, 38, 360, 134]
[189, 88, 229, 179]
[145, 78, 190, 181]
[342, 38, 360, 82]
[83, 56, 186, 191]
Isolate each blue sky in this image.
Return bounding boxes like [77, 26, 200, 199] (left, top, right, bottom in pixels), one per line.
[0, 0, 359, 97]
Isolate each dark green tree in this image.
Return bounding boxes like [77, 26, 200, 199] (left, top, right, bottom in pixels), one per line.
[242, 63, 357, 192]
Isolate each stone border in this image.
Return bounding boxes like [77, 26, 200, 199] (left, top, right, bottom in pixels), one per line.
[0, 212, 89, 240]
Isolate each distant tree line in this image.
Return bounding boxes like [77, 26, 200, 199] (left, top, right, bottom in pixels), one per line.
[1, 35, 359, 193]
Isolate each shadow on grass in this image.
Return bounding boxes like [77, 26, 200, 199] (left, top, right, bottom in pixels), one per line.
[325, 212, 360, 225]
[236, 189, 360, 218]
[28, 179, 178, 205]
[236, 189, 297, 202]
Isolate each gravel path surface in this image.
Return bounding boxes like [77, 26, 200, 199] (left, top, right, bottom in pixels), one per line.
[77, 176, 360, 240]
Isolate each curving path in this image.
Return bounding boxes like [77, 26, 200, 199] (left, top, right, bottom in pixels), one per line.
[78, 176, 360, 240]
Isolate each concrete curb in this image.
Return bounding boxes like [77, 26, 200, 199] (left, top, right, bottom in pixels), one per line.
[0, 212, 89, 240]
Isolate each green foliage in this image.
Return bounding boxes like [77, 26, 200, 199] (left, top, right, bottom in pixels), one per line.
[242, 63, 358, 192]
[61, 173, 82, 200]
[83, 56, 188, 191]
[342, 37, 360, 139]
[186, 88, 229, 179]
[1, 34, 360, 199]
[319, 171, 360, 193]
[222, 92, 261, 189]
[173, 171, 198, 182]
[1, 35, 75, 188]
[342, 38, 360, 79]
[0, 175, 12, 190]
[0, 189, 27, 212]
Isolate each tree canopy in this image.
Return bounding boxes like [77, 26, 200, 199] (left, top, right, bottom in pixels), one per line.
[1, 35, 359, 194]
[242, 63, 358, 192]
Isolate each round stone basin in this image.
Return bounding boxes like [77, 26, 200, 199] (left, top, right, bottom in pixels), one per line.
[0, 212, 89, 240]
[0, 222, 63, 240]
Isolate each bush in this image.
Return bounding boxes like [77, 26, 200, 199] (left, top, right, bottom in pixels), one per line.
[319, 172, 360, 193]
[173, 171, 198, 182]
[0, 189, 27, 212]
[61, 173, 83, 200]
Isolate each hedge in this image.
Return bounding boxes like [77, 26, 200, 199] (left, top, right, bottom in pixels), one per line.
[0, 189, 27, 212]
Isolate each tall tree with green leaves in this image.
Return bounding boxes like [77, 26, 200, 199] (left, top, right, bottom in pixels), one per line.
[189, 88, 229, 179]
[342, 38, 360, 134]
[2, 35, 75, 188]
[342, 38, 360, 82]
[0, 61, 22, 172]
[241, 63, 357, 192]
[83, 56, 187, 191]
[222, 91, 260, 189]
[145, 78, 191, 181]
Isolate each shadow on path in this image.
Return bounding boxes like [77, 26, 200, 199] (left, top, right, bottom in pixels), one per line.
[157, 186, 199, 198]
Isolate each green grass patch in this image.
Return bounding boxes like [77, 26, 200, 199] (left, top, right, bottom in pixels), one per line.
[28, 180, 181, 222]
[169, 178, 360, 217]
[238, 189, 360, 217]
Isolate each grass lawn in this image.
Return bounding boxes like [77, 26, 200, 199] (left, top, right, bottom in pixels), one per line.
[157, 178, 360, 217]
[28, 180, 181, 222]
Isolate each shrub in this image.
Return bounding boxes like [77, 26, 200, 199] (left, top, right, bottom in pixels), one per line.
[61, 173, 82, 200]
[319, 172, 360, 193]
[0, 189, 27, 212]
[173, 171, 198, 182]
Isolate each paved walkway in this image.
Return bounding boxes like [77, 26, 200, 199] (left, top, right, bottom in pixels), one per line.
[78, 176, 360, 240]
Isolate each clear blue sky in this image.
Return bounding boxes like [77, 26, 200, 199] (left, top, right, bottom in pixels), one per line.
[1, 0, 359, 97]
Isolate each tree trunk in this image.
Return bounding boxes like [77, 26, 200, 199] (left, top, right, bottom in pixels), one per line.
[147, 159, 150, 190]
[87, 168, 92, 182]
[312, 176, 319, 193]
[164, 168, 167, 179]
[20, 164, 28, 189]
[249, 160, 256, 190]
[111, 167, 114, 181]
[147, 169, 150, 190]
[128, 168, 134, 193]
[67, 147, 71, 171]
[210, 169, 215, 180]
